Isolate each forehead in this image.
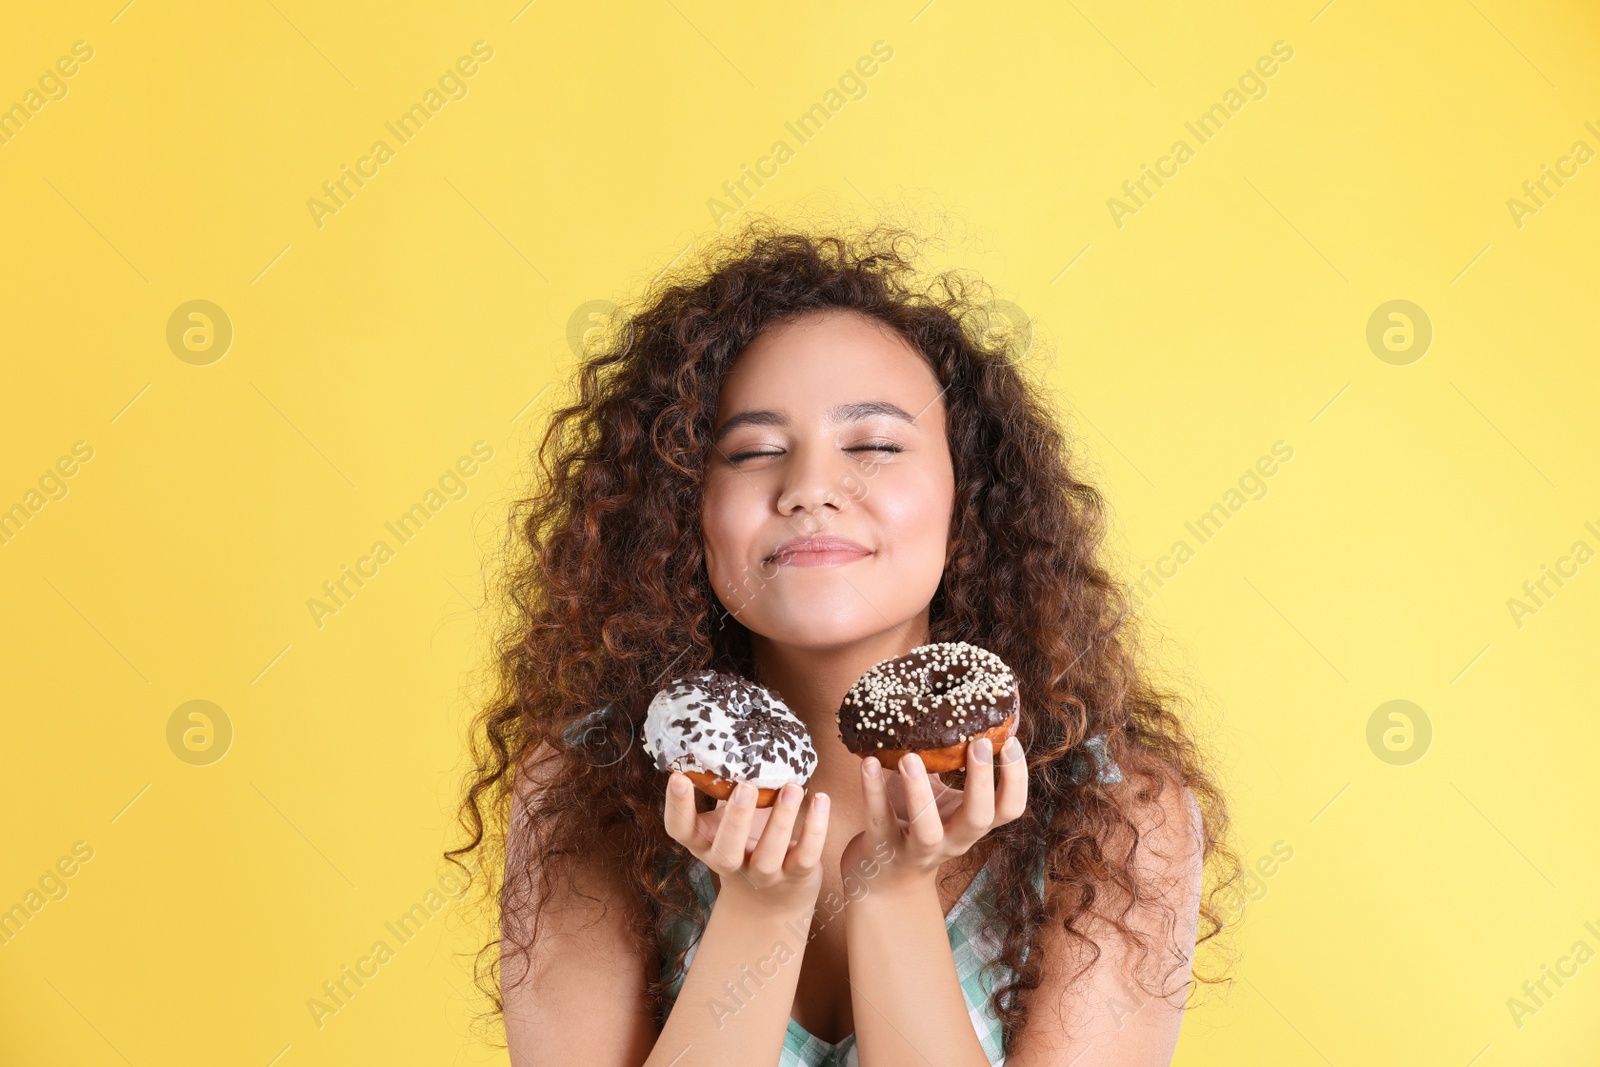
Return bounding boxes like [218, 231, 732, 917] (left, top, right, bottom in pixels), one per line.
[714, 309, 942, 418]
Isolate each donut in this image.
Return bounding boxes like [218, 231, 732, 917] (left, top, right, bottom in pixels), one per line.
[837, 641, 1020, 773]
[643, 669, 817, 808]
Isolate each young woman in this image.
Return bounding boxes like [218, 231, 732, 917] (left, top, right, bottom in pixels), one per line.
[448, 222, 1238, 1067]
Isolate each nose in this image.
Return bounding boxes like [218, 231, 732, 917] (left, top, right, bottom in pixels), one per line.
[774, 440, 849, 528]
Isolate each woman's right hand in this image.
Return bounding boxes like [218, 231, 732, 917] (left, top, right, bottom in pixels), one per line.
[663, 772, 830, 915]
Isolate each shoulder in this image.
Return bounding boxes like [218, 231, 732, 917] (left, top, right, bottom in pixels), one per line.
[506, 740, 631, 922]
[505, 741, 561, 881]
[1101, 753, 1205, 925]
[504, 740, 643, 954]
[1128, 762, 1204, 877]
[1058, 735, 1199, 878]
[511, 739, 562, 811]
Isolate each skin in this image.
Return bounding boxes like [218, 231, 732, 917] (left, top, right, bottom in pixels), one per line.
[504, 308, 1204, 1067]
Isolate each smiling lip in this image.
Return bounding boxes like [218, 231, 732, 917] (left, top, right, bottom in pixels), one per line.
[767, 535, 872, 568]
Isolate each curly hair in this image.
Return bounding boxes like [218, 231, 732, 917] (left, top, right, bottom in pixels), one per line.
[445, 215, 1242, 1049]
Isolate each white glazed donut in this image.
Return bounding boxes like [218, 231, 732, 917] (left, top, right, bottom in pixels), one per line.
[644, 669, 817, 807]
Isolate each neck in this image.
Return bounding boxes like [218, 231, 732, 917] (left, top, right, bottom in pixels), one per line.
[747, 616, 930, 743]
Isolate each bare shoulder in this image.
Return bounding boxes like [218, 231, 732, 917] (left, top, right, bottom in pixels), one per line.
[1124, 762, 1205, 892]
[502, 741, 657, 1066]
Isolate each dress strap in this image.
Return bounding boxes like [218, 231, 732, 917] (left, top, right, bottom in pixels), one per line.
[1066, 731, 1121, 785]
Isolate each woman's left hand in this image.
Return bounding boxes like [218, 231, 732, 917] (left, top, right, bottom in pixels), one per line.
[841, 735, 1029, 890]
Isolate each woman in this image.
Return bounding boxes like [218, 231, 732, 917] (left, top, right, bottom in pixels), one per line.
[447, 220, 1239, 1066]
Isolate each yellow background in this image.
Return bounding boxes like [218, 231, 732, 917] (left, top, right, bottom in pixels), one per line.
[2, 1, 1597, 1063]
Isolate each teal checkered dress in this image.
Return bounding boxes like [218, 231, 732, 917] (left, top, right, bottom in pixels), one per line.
[653, 733, 1121, 1066]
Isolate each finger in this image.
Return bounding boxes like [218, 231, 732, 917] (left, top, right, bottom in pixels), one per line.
[748, 783, 803, 875]
[663, 772, 715, 853]
[896, 753, 944, 850]
[736, 800, 772, 851]
[786, 790, 831, 874]
[707, 780, 759, 871]
[696, 805, 724, 846]
[947, 738, 995, 851]
[860, 756, 904, 845]
[881, 768, 911, 824]
[994, 736, 1029, 823]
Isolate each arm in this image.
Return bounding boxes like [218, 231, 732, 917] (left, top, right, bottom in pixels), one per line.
[842, 736, 1028, 1067]
[501, 842, 658, 1067]
[845, 869, 992, 1067]
[504, 874, 817, 1067]
[503, 749, 830, 1067]
[501, 743, 657, 1066]
[1005, 778, 1205, 1067]
[649, 875, 819, 1066]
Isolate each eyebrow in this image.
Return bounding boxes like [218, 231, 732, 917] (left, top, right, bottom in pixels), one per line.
[712, 400, 919, 443]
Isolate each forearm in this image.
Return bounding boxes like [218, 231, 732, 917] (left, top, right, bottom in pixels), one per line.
[651, 892, 814, 1067]
[845, 877, 992, 1067]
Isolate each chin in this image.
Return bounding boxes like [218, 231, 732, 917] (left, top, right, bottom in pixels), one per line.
[753, 624, 892, 652]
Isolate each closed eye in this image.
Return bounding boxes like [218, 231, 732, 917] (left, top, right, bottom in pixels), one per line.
[725, 443, 903, 462]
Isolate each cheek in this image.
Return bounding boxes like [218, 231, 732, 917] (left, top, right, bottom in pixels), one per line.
[871, 466, 954, 551]
[700, 477, 757, 582]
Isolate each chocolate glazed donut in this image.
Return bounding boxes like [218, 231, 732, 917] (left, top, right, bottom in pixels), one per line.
[837, 642, 1020, 773]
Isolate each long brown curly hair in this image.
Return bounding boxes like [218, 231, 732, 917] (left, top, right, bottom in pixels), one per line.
[445, 215, 1242, 1049]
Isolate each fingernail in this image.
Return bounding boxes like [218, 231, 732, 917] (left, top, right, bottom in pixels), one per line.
[902, 754, 923, 778]
[670, 775, 690, 796]
[974, 738, 993, 765]
[1002, 737, 1023, 763]
[732, 782, 754, 807]
[864, 757, 881, 778]
[780, 783, 799, 808]
[813, 792, 830, 815]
